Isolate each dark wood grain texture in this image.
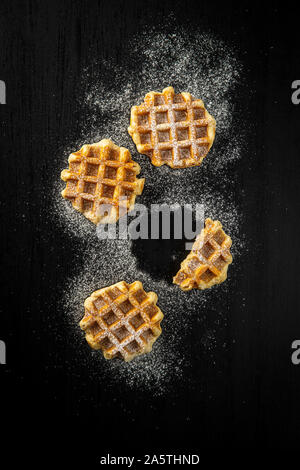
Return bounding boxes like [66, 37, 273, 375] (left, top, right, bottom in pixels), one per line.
[0, 0, 299, 458]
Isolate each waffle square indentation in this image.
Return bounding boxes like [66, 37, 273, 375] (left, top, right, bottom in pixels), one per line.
[113, 326, 130, 342]
[174, 110, 187, 122]
[83, 182, 97, 195]
[130, 313, 145, 330]
[82, 199, 93, 212]
[93, 296, 106, 310]
[200, 269, 216, 282]
[101, 184, 115, 199]
[213, 229, 225, 246]
[104, 166, 117, 180]
[155, 111, 168, 124]
[158, 130, 170, 143]
[160, 149, 172, 161]
[193, 108, 205, 120]
[154, 95, 165, 106]
[99, 336, 113, 350]
[144, 304, 158, 320]
[102, 310, 118, 326]
[179, 146, 191, 160]
[133, 289, 147, 304]
[86, 163, 99, 176]
[140, 132, 151, 144]
[195, 126, 207, 138]
[140, 329, 155, 343]
[200, 242, 215, 259]
[125, 339, 141, 353]
[138, 113, 149, 126]
[119, 300, 134, 314]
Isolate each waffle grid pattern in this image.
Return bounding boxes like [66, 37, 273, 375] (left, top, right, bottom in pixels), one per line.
[173, 218, 232, 290]
[80, 281, 164, 362]
[61, 139, 144, 224]
[128, 86, 216, 168]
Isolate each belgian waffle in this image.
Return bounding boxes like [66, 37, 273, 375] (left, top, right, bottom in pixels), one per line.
[61, 139, 144, 224]
[173, 218, 232, 290]
[80, 281, 164, 362]
[128, 86, 216, 168]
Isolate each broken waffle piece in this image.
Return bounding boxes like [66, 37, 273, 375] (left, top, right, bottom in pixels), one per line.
[173, 218, 232, 291]
[79, 281, 164, 362]
[61, 139, 144, 224]
[128, 86, 216, 168]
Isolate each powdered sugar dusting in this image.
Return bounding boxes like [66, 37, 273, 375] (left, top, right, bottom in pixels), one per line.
[52, 19, 247, 394]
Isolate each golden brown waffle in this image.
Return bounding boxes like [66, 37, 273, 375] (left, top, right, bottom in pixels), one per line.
[79, 281, 164, 362]
[61, 139, 144, 224]
[173, 218, 232, 291]
[128, 86, 216, 168]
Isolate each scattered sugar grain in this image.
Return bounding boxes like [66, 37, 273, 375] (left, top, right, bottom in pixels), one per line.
[51, 19, 249, 394]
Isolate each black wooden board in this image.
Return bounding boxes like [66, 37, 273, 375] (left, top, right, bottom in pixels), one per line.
[0, 0, 300, 460]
